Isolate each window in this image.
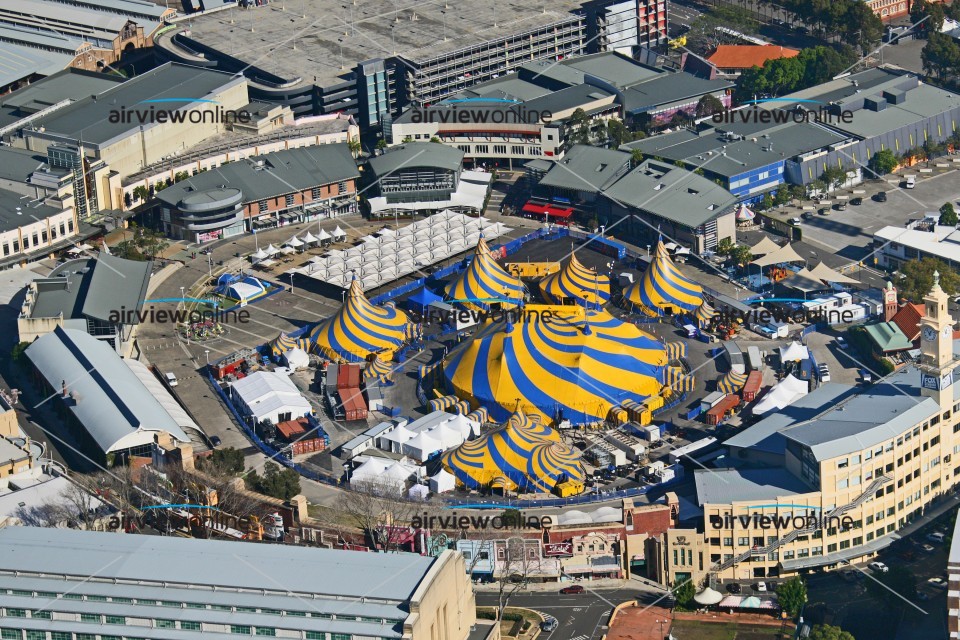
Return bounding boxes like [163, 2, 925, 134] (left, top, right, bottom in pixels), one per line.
[80, 613, 100, 622]
[338, 181, 347, 194]
[30, 611, 50, 620]
[827, 543, 838, 553]
[236, 607, 257, 613]
[231, 626, 252, 635]
[52, 633, 72, 640]
[160, 601, 181, 608]
[25, 632, 43, 640]
[181, 622, 201, 631]
[0, 630, 18, 640]
[111, 598, 132, 604]
[837, 478, 848, 490]
[331, 634, 351, 640]
[258, 200, 268, 213]
[186, 603, 206, 609]
[86, 595, 107, 602]
[156, 620, 176, 629]
[493, 145, 507, 154]
[737, 537, 749, 546]
[5, 609, 26, 618]
[106, 615, 126, 625]
[255, 629, 276, 637]
[837, 459, 848, 469]
[306, 634, 327, 640]
[62, 594, 83, 601]
[285, 194, 295, 207]
[312, 187, 321, 200]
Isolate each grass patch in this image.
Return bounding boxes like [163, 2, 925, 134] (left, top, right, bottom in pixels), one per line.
[669, 619, 791, 640]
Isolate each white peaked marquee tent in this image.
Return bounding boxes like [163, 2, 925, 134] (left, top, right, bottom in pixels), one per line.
[292, 211, 512, 290]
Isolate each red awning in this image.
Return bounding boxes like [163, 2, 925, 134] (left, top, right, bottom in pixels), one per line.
[521, 202, 574, 218]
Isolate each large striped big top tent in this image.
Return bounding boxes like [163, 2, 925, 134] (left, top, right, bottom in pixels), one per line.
[442, 411, 586, 493]
[445, 236, 524, 311]
[307, 278, 410, 362]
[624, 240, 702, 316]
[717, 369, 748, 394]
[442, 305, 668, 425]
[539, 253, 611, 307]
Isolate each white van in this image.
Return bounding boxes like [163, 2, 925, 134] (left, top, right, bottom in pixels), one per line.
[905, 176, 916, 189]
[165, 372, 178, 387]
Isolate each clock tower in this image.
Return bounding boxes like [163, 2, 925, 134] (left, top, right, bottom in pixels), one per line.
[919, 271, 956, 403]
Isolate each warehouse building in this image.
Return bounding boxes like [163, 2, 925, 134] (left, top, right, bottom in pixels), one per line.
[0, 526, 476, 640]
[154, 0, 668, 128]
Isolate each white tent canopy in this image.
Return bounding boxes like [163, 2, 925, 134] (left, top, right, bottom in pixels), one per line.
[251, 248, 268, 261]
[265, 244, 280, 256]
[301, 231, 318, 244]
[317, 228, 332, 241]
[751, 243, 804, 267]
[408, 484, 430, 501]
[285, 236, 304, 248]
[332, 226, 347, 240]
[753, 374, 808, 416]
[283, 348, 310, 370]
[429, 468, 456, 493]
[750, 236, 781, 257]
[779, 341, 810, 362]
[807, 261, 859, 285]
[694, 587, 724, 605]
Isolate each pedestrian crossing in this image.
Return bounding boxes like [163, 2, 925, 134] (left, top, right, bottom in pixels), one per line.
[569, 634, 589, 640]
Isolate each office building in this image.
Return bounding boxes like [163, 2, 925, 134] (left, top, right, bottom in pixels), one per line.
[0, 526, 475, 640]
[0, 184, 77, 267]
[153, 144, 360, 241]
[18, 253, 151, 354]
[154, 0, 668, 127]
[873, 224, 960, 272]
[664, 277, 960, 584]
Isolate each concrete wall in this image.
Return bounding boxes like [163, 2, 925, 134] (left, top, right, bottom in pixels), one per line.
[406, 550, 477, 640]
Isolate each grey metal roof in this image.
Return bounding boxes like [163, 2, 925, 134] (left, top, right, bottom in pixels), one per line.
[458, 77, 554, 102]
[694, 467, 812, 507]
[623, 120, 849, 179]
[0, 23, 88, 53]
[0, 67, 122, 131]
[80, 252, 151, 322]
[368, 142, 463, 176]
[620, 73, 734, 113]
[156, 144, 359, 207]
[779, 366, 944, 462]
[30, 63, 245, 146]
[601, 159, 738, 228]
[781, 533, 894, 570]
[538, 144, 631, 192]
[0, 40, 71, 88]
[724, 383, 858, 455]
[0, 146, 53, 184]
[25, 327, 190, 453]
[0, 187, 63, 234]
[0, 527, 437, 601]
[560, 52, 662, 89]
[523, 83, 614, 115]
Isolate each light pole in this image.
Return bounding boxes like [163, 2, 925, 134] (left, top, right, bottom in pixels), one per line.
[289, 271, 295, 294]
[205, 349, 210, 365]
[646, 244, 651, 258]
[207, 252, 213, 278]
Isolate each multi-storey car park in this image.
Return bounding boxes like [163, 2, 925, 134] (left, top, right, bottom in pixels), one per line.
[153, 0, 667, 129]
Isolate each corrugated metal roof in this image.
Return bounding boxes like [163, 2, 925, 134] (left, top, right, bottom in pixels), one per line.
[368, 142, 463, 176]
[25, 327, 190, 453]
[695, 467, 813, 507]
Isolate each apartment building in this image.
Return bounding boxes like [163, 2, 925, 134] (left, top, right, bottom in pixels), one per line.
[665, 276, 960, 585]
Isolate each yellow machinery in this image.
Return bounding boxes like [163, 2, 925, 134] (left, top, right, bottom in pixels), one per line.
[555, 480, 585, 497]
[669, 36, 687, 49]
[505, 261, 560, 278]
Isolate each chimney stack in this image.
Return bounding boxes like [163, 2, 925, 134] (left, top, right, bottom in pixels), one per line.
[61, 380, 67, 398]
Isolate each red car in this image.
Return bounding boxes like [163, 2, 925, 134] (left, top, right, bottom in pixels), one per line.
[560, 585, 584, 594]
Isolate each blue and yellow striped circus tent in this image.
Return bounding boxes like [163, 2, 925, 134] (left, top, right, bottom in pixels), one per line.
[539, 253, 611, 307]
[665, 366, 696, 393]
[717, 369, 748, 394]
[665, 341, 687, 360]
[307, 278, 411, 362]
[364, 355, 395, 385]
[624, 240, 703, 316]
[445, 236, 525, 311]
[442, 411, 586, 493]
[695, 301, 717, 327]
[443, 304, 668, 425]
[269, 332, 300, 356]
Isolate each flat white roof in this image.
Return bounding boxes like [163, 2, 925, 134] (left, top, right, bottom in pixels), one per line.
[875, 225, 960, 265]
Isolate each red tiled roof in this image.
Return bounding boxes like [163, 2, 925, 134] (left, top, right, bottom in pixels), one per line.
[891, 303, 925, 341]
[707, 45, 800, 69]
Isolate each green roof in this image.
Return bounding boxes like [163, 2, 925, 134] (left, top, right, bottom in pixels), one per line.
[368, 142, 463, 175]
[864, 321, 914, 352]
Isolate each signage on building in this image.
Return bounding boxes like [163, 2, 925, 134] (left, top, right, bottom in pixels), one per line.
[198, 229, 223, 243]
[543, 542, 574, 557]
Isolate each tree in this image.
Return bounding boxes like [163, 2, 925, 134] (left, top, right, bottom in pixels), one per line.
[776, 576, 807, 618]
[201, 447, 246, 474]
[867, 148, 898, 177]
[809, 624, 855, 640]
[348, 139, 361, 156]
[630, 149, 645, 167]
[922, 32, 960, 81]
[820, 166, 847, 191]
[695, 94, 725, 118]
[10, 341, 30, 364]
[731, 244, 754, 266]
[716, 237, 735, 256]
[132, 185, 149, 202]
[335, 479, 422, 551]
[375, 138, 388, 150]
[911, 0, 930, 26]
[940, 202, 958, 226]
[569, 108, 591, 145]
[674, 579, 696, 610]
[774, 187, 791, 206]
[246, 462, 301, 500]
[899, 257, 960, 302]
[760, 193, 775, 210]
[606, 118, 632, 146]
[841, 3, 882, 49]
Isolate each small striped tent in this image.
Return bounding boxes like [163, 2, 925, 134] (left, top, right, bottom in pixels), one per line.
[269, 332, 300, 356]
[364, 356, 395, 384]
[624, 240, 703, 316]
[539, 253, 611, 307]
[466, 407, 490, 424]
[695, 301, 717, 327]
[453, 399, 472, 415]
[429, 395, 459, 412]
[717, 369, 749, 394]
[445, 236, 525, 311]
[665, 341, 687, 360]
[609, 407, 628, 424]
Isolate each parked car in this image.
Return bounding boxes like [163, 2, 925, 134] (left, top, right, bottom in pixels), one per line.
[905, 176, 916, 189]
[819, 365, 831, 383]
[541, 617, 559, 632]
[818, 207, 830, 216]
[836, 336, 848, 349]
[869, 561, 889, 573]
[790, 217, 802, 225]
[210, 435, 222, 447]
[927, 532, 946, 544]
[922, 543, 936, 553]
[726, 583, 742, 594]
[755, 581, 767, 592]
[851, 197, 863, 205]
[802, 211, 814, 220]
[165, 372, 179, 387]
[560, 585, 584, 594]
[861, 369, 873, 383]
[928, 577, 948, 589]
[874, 191, 888, 202]
[834, 202, 847, 211]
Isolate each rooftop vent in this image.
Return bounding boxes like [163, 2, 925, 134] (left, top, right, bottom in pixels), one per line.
[654, 183, 664, 190]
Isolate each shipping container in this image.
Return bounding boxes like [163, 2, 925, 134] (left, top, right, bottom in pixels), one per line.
[337, 363, 362, 390]
[340, 388, 368, 421]
[700, 391, 725, 412]
[742, 370, 763, 402]
[705, 394, 740, 426]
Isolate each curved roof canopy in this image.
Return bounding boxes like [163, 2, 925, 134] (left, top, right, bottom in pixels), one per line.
[623, 241, 702, 316]
[307, 278, 410, 362]
[539, 253, 611, 307]
[442, 411, 585, 493]
[445, 236, 524, 311]
[442, 305, 668, 424]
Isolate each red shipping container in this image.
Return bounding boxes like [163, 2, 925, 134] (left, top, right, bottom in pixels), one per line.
[741, 370, 763, 402]
[341, 388, 368, 421]
[337, 363, 362, 391]
[705, 394, 740, 426]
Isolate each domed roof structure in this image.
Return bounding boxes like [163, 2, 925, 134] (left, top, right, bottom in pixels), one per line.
[307, 278, 410, 362]
[442, 411, 585, 493]
[624, 240, 702, 316]
[442, 305, 668, 424]
[539, 252, 611, 307]
[445, 236, 524, 311]
[717, 369, 748, 394]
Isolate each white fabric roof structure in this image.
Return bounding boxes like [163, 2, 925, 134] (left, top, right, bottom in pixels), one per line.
[751, 243, 804, 267]
[265, 244, 280, 256]
[749, 236, 781, 256]
[283, 348, 310, 370]
[229, 280, 266, 301]
[317, 229, 332, 241]
[292, 211, 512, 291]
[367, 171, 492, 215]
[408, 484, 430, 500]
[752, 374, 808, 416]
[402, 432, 443, 461]
[25, 327, 191, 455]
[736, 205, 756, 221]
[429, 469, 456, 493]
[379, 425, 416, 452]
[256, 258, 277, 268]
[251, 248, 268, 261]
[332, 226, 346, 240]
[350, 457, 417, 495]
[285, 236, 304, 248]
[807, 261, 859, 285]
[779, 341, 810, 362]
[695, 587, 724, 605]
[229, 371, 312, 424]
[280, 246, 297, 255]
[301, 231, 319, 244]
